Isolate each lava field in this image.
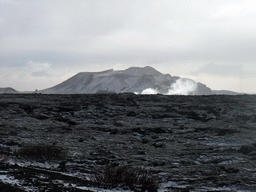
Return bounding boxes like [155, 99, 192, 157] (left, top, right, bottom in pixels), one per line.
[0, 93, 256, 191]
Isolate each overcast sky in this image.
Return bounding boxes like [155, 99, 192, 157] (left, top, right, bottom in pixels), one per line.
[0, 0, 255, 93]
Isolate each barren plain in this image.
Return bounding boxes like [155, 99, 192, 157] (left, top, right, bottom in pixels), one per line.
[0, 93, 256, 191]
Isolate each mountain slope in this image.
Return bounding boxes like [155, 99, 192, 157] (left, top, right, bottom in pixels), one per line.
[40, 66, 212, 95]
[212, 90, 240, 95]
[0, 87, 18, 94]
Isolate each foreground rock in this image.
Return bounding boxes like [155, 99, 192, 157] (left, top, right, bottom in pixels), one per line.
[0, 93, 256, 191]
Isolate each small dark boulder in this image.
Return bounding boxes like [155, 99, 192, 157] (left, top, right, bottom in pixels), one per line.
[141, 138, 150, 144]
[148, 127, 166, 134]
[238, 145, 255, 155]
[127, 111, 137, 117]
[153, 142, 164, 148]
[216, 128, 240, 136]
[113, 121, 123, 127]
[110, 128, 118, 135]
[95, 159, 110, 165]
[132, 128, 145, 135]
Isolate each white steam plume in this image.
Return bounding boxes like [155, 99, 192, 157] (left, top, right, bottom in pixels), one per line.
[167, 78, 197, 95]
[141, 88, 159, 94]
[138, 78, 197, 95]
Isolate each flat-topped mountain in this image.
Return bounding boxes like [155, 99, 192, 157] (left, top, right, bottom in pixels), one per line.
[40, 66, 212, 95]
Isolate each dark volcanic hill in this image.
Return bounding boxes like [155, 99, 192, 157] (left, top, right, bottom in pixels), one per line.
[41, 66, 212, 95]
[0, 87, 18, 94]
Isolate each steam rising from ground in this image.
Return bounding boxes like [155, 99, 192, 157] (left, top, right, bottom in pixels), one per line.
[167, 78, 197, 95]
[140, 78, 197, 95]
[141, 88, 159, 94]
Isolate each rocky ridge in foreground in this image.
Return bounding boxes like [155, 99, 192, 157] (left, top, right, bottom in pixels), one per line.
[0, 94, 256, 191]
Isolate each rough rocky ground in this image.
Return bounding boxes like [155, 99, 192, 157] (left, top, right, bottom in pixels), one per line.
[0, 93, 256, 191]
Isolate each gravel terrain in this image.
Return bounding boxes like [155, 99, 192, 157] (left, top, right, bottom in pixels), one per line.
[0, 93, 256, 191]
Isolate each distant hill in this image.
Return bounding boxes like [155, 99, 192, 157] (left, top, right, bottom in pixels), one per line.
[0, 87, 18, 94]
[40, 66, 213, 95]
[212, 90, 240, 95]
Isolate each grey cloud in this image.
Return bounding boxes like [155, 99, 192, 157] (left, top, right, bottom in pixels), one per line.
[31, 70, 50, 77]
[1, 1, 255, 64]
[190, 63, 240, 76]
[190, 62, 255, 78]
[197, 36, 256, 63]
[0, 44, 254, 70]
[0, 1, 44, 37]
[1, 0, 256, 92]
[0, 50, 184, 69]
[68, 1, 132, 36]
[0, 51, 84, 68]
[0, 1, 131, 41]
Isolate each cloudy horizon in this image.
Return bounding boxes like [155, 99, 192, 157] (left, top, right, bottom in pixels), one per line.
[0, 0, 255, 93]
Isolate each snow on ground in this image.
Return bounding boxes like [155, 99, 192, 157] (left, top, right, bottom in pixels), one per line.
[0, 174, 20, 186]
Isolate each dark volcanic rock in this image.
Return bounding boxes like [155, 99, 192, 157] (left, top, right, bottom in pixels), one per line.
[238, 145, 256, 155]
[0, 94, 256, 191]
